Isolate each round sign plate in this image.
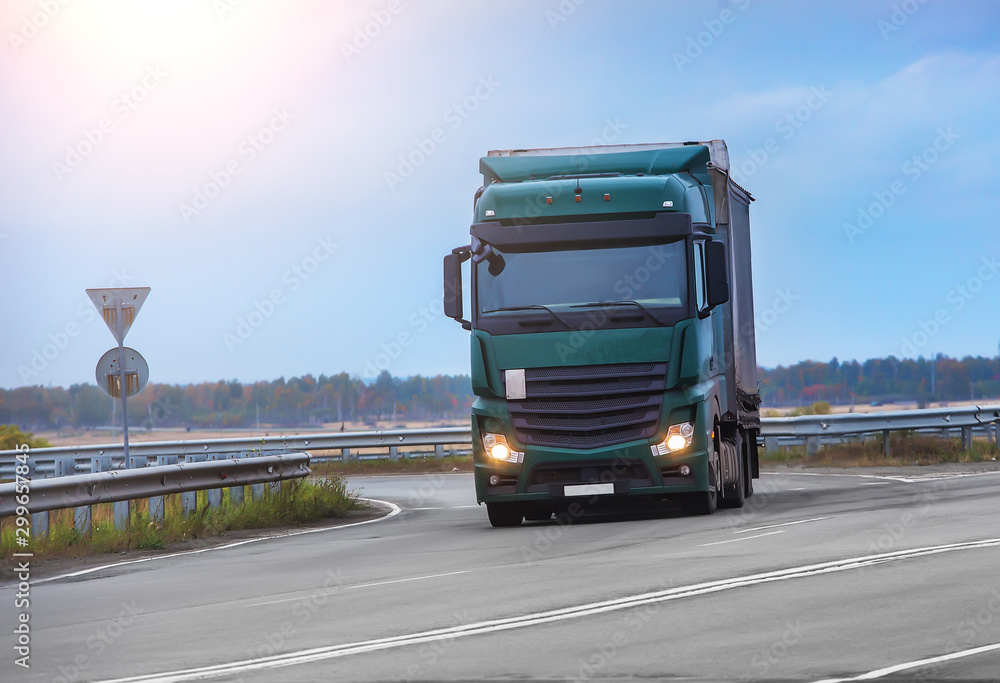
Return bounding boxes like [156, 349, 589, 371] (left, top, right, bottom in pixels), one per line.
[95, 347, 149, 399]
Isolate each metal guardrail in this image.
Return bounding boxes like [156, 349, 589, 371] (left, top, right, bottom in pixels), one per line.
[0, 427, 471, 476]
[0, 453, 310, 517]
[762, 404, 1000, 456]
[1, 407, 998, 477]
[762, 405, 1000, 437]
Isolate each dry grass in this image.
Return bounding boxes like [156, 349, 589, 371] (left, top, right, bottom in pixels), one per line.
[0, 477, 360, 570]
[762, 434, 999, 468]
[311, 455, 473, 476]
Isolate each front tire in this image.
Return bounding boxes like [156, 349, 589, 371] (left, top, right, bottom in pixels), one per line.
[487, 503, 523, 527]
[682, 419, 722, 516]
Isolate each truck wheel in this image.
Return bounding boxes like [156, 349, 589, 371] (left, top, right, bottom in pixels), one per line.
[719, 431, 745, 509]
[487, 503, 524, 527]
[682, 420, 721, 516]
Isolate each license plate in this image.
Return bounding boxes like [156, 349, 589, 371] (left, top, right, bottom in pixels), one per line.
[564, 483, 615, 497]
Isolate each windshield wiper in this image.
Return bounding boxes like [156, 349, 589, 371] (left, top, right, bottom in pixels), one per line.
[572, 300, 668, 326]
[483, 305, 572, 329]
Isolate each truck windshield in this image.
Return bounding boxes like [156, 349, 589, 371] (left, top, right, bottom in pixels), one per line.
[477, 241, 687, 316]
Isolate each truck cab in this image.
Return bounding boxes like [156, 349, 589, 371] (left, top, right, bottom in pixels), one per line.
[444, 141, 761, 527]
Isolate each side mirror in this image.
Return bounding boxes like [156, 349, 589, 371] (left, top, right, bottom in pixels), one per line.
[444, 250, 471, 330]
[705, 240, 730, 308]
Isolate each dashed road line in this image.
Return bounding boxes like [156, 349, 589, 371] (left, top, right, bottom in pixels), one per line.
[700, 530, 786, 546]
[735, 516, 830, 534]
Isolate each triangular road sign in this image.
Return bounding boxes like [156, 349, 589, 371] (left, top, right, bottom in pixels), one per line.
[86, 287, 151, 344]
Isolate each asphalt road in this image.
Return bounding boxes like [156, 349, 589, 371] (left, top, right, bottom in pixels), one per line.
[3, 465, 1000, 682]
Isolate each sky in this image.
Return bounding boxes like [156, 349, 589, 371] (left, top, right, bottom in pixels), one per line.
[1, 0, 999, 389]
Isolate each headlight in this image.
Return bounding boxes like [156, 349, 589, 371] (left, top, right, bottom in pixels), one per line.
[651, 422, 694, 456]
[482, 432, 524, 464]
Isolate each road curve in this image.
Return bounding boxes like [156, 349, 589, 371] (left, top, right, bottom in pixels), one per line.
[2, 466, 1000, 681]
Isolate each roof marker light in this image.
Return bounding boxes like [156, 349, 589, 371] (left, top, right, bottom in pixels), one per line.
[485, 209, 495, 217]
[604, 193, 611, 201]
[546, 196, 553, 204]
[663, 201, 673, 208]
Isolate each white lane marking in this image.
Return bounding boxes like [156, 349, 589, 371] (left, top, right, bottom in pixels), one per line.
[247, 571, 470, 607]
[413, 505, 477, 510]
[735, 517, 831, 534]
[773, 471, 1000, 484]
[29, 499, 401, 586]
[699, 530, 785, 546]
[347, 570, 469, 590]
[860, 482, 890, 486]
[789, 487, 806, 491]
[812, 641, 1000, 682]
[93, 538, 1000, 683]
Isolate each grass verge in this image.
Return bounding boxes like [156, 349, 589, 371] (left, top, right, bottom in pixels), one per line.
[762, 434, 999, 467]
[1, 477, 361, 569]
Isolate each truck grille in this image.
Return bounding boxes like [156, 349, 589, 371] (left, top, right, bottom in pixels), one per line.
[506, 363, 667, 449]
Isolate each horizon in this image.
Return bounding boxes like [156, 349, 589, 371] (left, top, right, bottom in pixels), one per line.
[5, 350, 999, 392]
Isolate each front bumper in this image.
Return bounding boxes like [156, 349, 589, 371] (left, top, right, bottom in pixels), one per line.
[473, 415, 713, 505]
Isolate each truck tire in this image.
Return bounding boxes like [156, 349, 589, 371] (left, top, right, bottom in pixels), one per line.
[682, 418, 721, 516]
[487, 503, 524, 527]
[719, 430, 745, 509]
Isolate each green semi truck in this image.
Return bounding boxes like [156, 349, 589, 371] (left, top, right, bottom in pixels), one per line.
[443, 141, 761, 527]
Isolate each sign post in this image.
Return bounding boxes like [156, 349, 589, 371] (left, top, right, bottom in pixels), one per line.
[87, 287, 150, 468]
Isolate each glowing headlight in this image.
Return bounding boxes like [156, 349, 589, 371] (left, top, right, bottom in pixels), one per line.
[482, 432, 524, 464]
[651, 422, 694, 456]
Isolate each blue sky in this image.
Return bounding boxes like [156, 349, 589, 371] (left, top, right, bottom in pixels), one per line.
[1, 0, 998, 389]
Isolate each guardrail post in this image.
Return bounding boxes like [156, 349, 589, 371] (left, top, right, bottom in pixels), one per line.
[74, 505, 91, 536]
[79, 457, 110, 534]
[764, 436, 777, 453]
[206, 454, 225, 509]
[228, 454, 244, 507]
[30, 459, 50, 539]
[961, 426, 972, 451]
[805, 437, 819, 457]
[150, 456, 177, 524]
[51, 457, 78, 536]
[113, 498, 129, 530]
[31, 510, 49, 539]
[883, 430, 891, 459]
[993, 421, 999, 448]
[389, 446, 399, 461]
[435, 444, 444, 458]
[112, 456, 138, 530]
[181, 454, 204, 515]
[341, 447, 352, 462]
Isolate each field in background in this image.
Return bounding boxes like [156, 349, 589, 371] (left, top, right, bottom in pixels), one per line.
[764, 398, 1000, 417]
[34, 419, 467, 448]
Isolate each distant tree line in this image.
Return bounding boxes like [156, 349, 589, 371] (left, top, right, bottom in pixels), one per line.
[1, 355, 998, 430]
[0, 372, 473, 431]
[759, 355, 1000, 407]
